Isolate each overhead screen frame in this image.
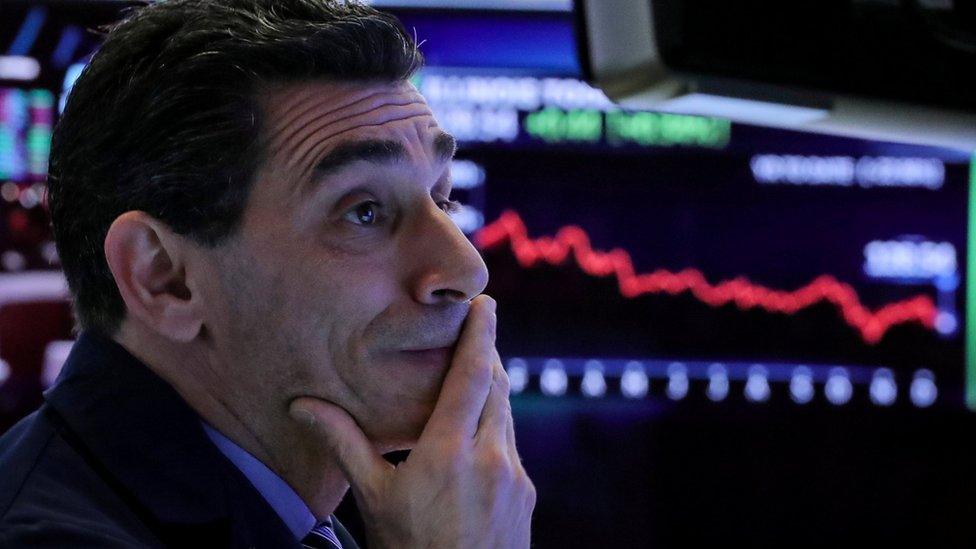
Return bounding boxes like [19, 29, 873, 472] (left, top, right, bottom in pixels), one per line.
[573, 0, 976, 151]
[368, 0, 571, 11]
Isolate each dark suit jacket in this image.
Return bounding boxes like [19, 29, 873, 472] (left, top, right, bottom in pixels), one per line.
[0, 332, 360, 548]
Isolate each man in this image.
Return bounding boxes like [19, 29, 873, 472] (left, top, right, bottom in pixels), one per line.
[0, 0, 535, 547]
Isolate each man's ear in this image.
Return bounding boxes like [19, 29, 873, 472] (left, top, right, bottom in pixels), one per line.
[104, 211, 203, 342]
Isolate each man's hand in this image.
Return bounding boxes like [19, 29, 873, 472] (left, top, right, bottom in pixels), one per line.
[289, 295, 536, 549]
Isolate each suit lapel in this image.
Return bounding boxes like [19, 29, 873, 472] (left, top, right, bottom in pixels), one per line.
[332, 516, 360, 549]
[44, 331, 299, 547]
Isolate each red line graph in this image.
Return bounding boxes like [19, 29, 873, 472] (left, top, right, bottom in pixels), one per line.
[474, 210, 938, 345]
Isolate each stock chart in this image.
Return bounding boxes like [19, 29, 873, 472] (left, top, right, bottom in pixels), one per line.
[421, 70, 973, 411]
[420, 71, 976, 545]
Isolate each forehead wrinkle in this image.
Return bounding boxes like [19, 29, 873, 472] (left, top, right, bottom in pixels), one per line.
[295, 112, 437, 184]
[291, 104, 433, 178]
[267, 86, 398, 151]
[273, 96, 429, 175]
[267, 90, 362, 148]
[271, 90, 405, 158]
[267, 86, 333, 129]
[265, 79, 412, 122]
[268, 82, 424, 151]
[281, 94, 428, 165]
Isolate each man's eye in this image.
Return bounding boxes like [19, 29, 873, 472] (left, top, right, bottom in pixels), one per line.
[343, 201, 381, 226]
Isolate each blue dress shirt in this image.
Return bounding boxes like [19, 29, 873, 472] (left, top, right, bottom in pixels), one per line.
[201, 422, 326, 544]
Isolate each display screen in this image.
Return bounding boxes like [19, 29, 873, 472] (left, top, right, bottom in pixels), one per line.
[416, 68, 976, 544]
[2, 1, 125, 272]
[416, 68, 973, 411]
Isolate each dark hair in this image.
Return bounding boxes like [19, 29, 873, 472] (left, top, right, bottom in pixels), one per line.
[47, 0, 423, 335]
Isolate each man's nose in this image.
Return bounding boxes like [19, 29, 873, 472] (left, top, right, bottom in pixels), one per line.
[405, 203, 489, 305]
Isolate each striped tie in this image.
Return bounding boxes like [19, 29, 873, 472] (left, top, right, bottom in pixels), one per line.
[301, 518, 343, 549]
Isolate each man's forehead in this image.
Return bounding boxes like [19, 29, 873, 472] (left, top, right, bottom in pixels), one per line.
[262, 79, 425, 128]
[260, 79, 437, 174]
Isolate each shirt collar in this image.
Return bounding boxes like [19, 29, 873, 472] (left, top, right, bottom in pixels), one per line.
[201, 422, 318, 541]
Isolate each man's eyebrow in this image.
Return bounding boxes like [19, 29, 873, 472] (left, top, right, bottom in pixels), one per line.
[312, 139, 407, 179]
[310, 132, 456, 180]
[433, 131, 457, 163]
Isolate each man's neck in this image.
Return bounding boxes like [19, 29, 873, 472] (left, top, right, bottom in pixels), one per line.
[113, 324, 351, 518]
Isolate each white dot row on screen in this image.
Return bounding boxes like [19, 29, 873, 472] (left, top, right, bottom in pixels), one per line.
[504, 357, 939, 408]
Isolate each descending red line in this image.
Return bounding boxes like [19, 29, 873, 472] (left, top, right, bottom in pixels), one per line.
[474, 210, 938, 345]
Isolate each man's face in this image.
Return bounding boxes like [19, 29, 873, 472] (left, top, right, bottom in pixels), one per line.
[197, 80, 488, 450]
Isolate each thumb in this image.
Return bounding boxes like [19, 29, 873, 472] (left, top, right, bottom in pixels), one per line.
[289, 397, 393, 501]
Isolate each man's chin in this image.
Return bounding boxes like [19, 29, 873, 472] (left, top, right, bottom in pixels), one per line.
[361, 402, 435, 454]
[354, 353, 452, 451]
